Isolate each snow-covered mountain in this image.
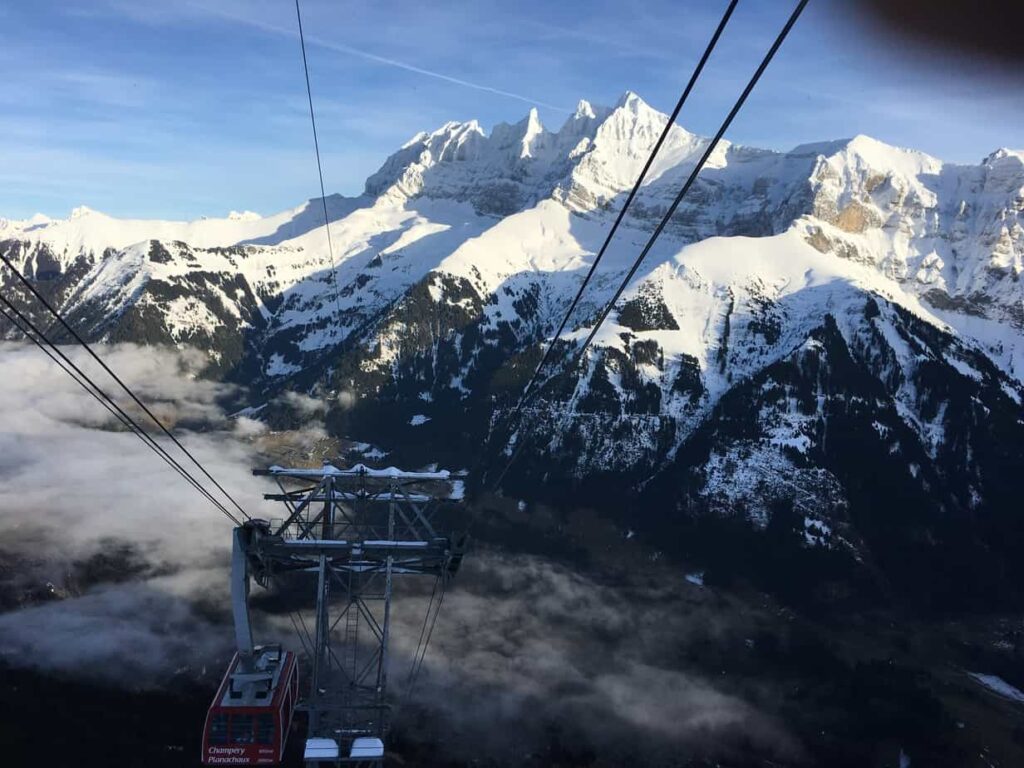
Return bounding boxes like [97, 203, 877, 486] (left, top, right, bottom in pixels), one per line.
[3, 91, 1023, 607]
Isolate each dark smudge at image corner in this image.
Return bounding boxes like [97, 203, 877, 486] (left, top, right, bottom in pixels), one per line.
[850, 0, 1024, 71]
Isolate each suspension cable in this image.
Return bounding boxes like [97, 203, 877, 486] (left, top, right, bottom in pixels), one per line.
[489, 0, 810, 490]
[404, 574, 440, 692]
[0, 292, 243, 526]
[0, 254, 251, 522]
[406, 576, 447, 696]
[294, 0, 345, 325]
[510, 0, 739, 419]
[571, 0, 809, 365]
[0, 303, 137, 434]
[479, 0, 741, 492]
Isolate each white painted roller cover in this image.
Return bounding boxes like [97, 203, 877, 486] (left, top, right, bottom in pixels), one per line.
[304, 738, 340, 760]
[350, 737, 385, 758]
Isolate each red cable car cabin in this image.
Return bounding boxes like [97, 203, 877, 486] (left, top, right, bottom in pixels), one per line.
[202, 646, 299, 765]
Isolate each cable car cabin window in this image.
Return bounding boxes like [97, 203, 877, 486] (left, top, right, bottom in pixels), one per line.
[255, 713, 275, 745]
[229, 714, 254, 744]
[209, 714, 229, 745]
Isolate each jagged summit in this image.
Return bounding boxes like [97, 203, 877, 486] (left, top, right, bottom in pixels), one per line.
[360, 91, 711, 213]
[984, 147, 1024, 164]
[572, 98, 596, 120]
[69, 205, 100, 219]
[2, 90, 1022, 390]
[519, 107, 544, 158]
[615, 89, 646, 110]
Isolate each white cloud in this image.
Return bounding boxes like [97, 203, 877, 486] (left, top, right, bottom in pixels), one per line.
[0, 343, 266, 683]
[0, 342, 794, 759]
[386, 552, 798, 761]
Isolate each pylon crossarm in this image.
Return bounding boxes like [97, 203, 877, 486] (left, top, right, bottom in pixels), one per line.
[236, 462, 464, 766]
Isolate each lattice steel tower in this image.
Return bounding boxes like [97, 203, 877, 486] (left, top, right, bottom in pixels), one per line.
[223, 463, 463, 767]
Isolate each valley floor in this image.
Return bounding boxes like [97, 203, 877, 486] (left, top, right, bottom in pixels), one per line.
[2, 501, 1023, 768]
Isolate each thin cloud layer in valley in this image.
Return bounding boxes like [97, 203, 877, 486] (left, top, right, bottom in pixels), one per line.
[0, 343, 257, 681]
[391, 553, 800, 763]
[0, 342, 794, 761]
[1, 0, 1023, 763]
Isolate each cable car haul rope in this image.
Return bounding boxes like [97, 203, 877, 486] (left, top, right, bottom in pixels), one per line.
[0, 253, 248, 525]
[0, 0, 808, 764]
[489, 0, 808, 490]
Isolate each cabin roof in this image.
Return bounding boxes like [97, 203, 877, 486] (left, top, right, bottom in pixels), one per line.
[213, 647, 294, 709]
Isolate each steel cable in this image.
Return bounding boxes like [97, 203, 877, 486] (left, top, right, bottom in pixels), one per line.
[509, 0, 740, 419]
[294, 0, 345, 325]
[0, 254, 251, 522]
[0, 293, 243, 525]
[489, 0, 810, 490]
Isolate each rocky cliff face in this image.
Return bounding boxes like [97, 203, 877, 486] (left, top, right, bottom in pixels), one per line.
[2, 91, 1023, 606]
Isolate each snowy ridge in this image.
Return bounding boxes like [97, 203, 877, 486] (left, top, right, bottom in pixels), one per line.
[1, 91, 1022, 479]
[4, 92, 1024, 617]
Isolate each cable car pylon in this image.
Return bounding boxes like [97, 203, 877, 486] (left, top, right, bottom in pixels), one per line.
[202, 462, 465, 767]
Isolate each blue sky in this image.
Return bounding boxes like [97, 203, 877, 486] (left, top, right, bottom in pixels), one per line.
[1, 0, 1021, 221]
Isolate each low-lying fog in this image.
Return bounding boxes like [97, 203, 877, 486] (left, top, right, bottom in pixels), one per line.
[0, 343, 797, 764]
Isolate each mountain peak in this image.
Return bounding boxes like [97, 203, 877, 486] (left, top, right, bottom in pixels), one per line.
[574, 99, 596, 120]
[615, 90, 647, 112]
[430, 120, 480, 139]
[520, 107, 545, 157]
[559, 98, 607, 137]
[829, 134, 943, 177]
[69, 205, 98, 219]
[401, 130, 430, 149]
[985, 147, 1024, 165]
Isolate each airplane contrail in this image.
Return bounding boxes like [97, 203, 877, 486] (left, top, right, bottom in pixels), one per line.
[197, 3, 570, 114]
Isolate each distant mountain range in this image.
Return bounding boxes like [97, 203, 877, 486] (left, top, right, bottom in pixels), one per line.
[3, 91, 1023, 609]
